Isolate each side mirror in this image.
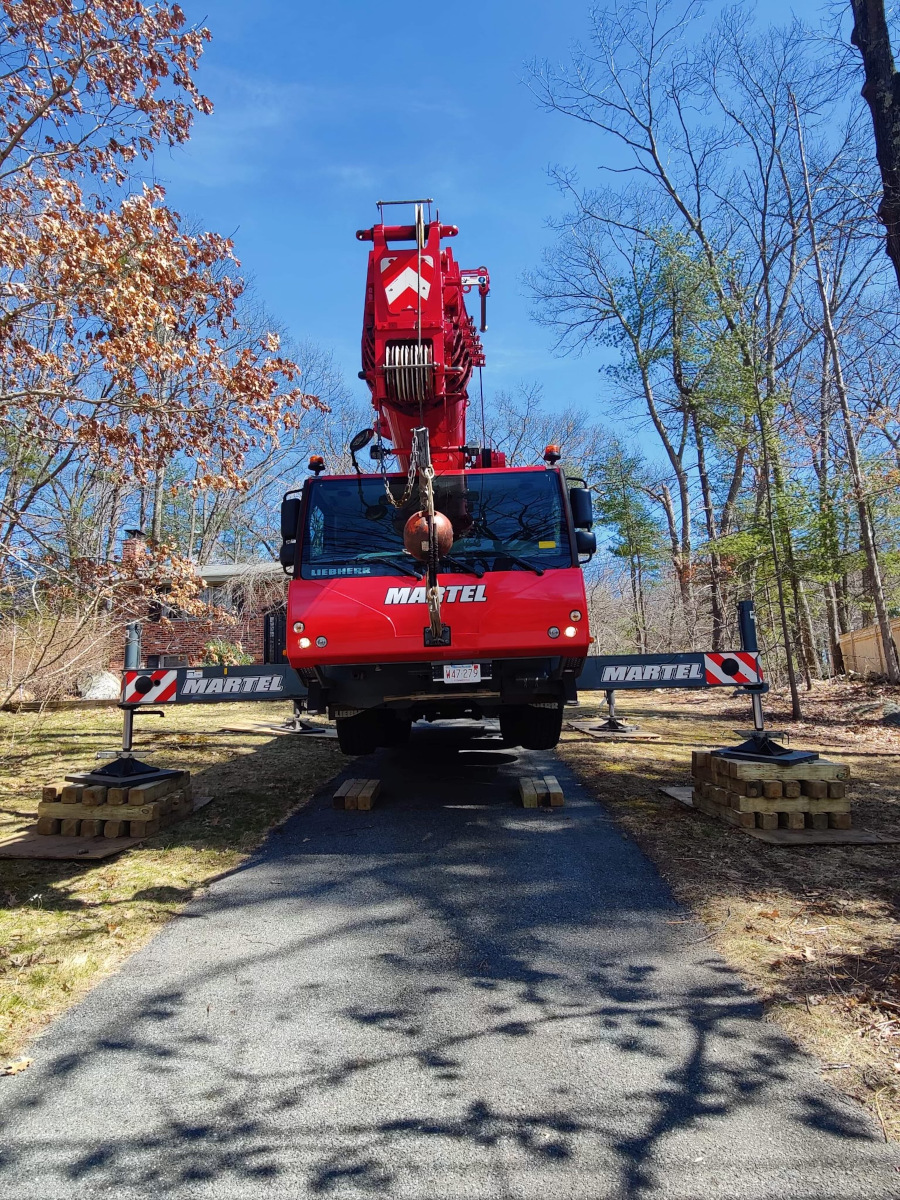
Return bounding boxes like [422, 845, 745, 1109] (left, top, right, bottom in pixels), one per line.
[569, 487, 594, 530]
[279, 541, 296, 572]
[280, 497, 301, 541]
[575, 530, 596, 560]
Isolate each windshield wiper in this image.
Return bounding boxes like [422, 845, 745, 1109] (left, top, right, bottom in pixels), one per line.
[440, 555, 484, 578]
[353, 554, 423, 578]
[500, 552, 544, 577]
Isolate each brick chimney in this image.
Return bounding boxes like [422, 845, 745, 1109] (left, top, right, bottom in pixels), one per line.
[121, 529, 146, 565]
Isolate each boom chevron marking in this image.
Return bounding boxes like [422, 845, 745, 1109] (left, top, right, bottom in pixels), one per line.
[381, 253, 434, 310]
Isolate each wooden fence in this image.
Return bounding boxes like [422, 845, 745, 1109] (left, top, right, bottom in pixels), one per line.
[838, 619, 900, 676]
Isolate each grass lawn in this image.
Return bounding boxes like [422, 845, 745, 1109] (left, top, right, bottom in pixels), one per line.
[2, 683, 899, 1145]
[559, 683, 900, 1142]
[0, 702, 345, 1060]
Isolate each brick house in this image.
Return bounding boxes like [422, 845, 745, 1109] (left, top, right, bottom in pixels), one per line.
[118, 535, 288, 668]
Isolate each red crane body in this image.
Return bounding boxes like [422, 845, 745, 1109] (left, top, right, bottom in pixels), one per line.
[282, 206, 594, 755]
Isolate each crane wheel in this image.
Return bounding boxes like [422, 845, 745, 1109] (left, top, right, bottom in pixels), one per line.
[499, 704, 563, 751]
[381, 714, 412, 747]
[336, 711, 380, 755]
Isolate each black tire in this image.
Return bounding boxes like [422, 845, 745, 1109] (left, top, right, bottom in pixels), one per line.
[381, 714, 412, 747]
[499, 704, 563, 750]
[336, 711, 380, 755]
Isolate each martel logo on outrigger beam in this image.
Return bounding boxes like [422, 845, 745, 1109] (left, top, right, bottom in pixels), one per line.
[600, 663, 703, 683]
[384, 585, 487, 605]
[180, 675, 284, 696]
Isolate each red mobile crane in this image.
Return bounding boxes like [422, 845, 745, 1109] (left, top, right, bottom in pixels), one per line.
[279, 201, 596, 755]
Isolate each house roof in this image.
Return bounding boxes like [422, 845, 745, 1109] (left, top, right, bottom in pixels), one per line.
[198, 561, 284, 586]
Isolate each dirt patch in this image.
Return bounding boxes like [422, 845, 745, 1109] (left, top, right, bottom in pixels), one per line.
[559, 683, 900, 1141]
[0, 702, 345, 1059]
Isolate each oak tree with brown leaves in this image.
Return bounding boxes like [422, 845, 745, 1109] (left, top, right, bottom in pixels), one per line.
[0, 2, 321, 700]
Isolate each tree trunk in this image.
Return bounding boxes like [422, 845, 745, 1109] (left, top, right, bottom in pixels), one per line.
[150, 468, 165, 544]
[850, 0, 900, 289]
[693, 416, 726, 650]
[825, 582, 845, 674]
[794, 91, 900, 681]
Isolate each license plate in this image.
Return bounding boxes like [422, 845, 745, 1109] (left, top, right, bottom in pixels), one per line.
[443, 663, 481, 685]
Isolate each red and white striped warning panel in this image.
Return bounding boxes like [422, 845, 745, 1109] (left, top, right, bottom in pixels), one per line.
[703, 652, 762, 686]
[121, 669, 179, 704]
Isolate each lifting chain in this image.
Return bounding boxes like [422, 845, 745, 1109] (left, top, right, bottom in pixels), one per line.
[419, 452, 443, 641]
[376, 424, 444, 641]
[379, 429, 419, 509]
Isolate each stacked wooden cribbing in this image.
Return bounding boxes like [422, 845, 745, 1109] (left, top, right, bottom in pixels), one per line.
[519, 775, 564, 808]
[691, 752, 850, 831]
[333, 779, 380, 810]
[35, 773, 192, 839]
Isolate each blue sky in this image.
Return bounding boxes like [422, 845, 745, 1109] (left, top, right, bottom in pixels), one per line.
[162, 0, 838, 421]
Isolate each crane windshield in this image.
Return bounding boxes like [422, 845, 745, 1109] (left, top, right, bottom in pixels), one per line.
[300, 470, 572, 580]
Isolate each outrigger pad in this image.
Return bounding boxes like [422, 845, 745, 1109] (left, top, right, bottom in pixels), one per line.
[66, 756, 182, 788]
[424, 624, 451, 648]
[717, 733, 818, 765]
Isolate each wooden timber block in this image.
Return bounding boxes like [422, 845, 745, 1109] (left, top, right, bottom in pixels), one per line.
[104, 819, 127, 838]
[730, 795, 850, 815]
[786, 812, 806, 830]
[36, 817, 60, 836]
[544, 775, 564, 807]
[727, 779, 762, 798]
[519, 777, 558, 808]
[80, 818, 104, 837]
[38, 801, 160, 822]
[127, 774, 184, 806]
[784, 781, 801, 799]
[129, 819, 160, 838]
[357, 780, 380, 811]
[60, 817, 81, 836]
[802, 780, 828, 799]
[828, 782, 847, 800]
[107, 787, 128, 806]
[829, 812, 852, 830]
[713, 756, 849, 783]
[810, 813, 829, 830]
[762, 780, 783, 799]
[693, 794, 755, 828]
[41, 783, 65, 803]
[159, 792, 190, 827]
[82, 786, 107, 807]
[520, 778, 539, 808]
[756, 812, 779, 831]
[60, 784, 83, 804]
[333, 779, 362, 810]
[692, 751, 711, 771]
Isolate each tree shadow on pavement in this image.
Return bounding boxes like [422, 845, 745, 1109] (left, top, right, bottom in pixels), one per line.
[0, 723, 893, 1199]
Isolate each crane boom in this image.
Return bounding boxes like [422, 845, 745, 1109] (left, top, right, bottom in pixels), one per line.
[356, 210, 490, 469]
